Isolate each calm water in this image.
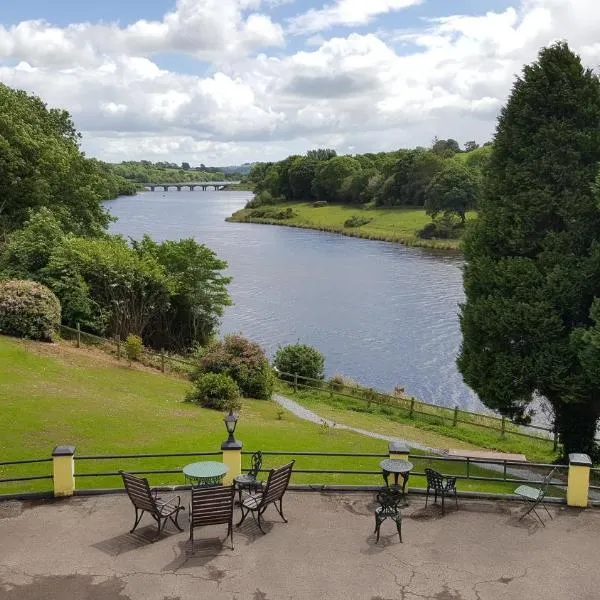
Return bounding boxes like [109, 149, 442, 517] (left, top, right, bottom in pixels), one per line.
[106, 190, 484, 412]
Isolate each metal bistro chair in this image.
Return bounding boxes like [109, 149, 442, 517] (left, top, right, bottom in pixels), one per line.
[514, 467, 557, 526]
[424, 468, 458, 515]
[374, 487, 403, 543]
[120, 471, 184, 542]
[190, 484, 236, 550]
[234, 450, 263, 504]
[237, 461, 295, 534]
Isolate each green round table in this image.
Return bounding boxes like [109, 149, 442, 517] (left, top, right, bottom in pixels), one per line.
[183, 461, 229, 487]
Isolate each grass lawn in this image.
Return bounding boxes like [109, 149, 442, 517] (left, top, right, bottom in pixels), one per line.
[228, 202, 476, 250]
[0, 335, 541, 496]
[277, 383, 560, 465]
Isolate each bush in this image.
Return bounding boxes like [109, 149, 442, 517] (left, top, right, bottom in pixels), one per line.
[343, 215, 372, 228]
[274, 344, 325, 384]
[125, 334, 144, 362]
[312, 201, 328, 207]
[0, 279, 61, 341]
[418, 217, 464, 240]
[328, 374, 345, 392]
[192, 334, 273, 399]
[186, 372, 241, 410]
[249, 207, 295, 220]
[245, 191, 277, 208]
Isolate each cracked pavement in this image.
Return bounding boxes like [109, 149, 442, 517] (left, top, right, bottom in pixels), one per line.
[0, 493, 599, 599]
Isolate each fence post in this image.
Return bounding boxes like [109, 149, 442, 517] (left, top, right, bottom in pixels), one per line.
[52, 445, 75, 497]
[566, 453, 592, 507]
[501, 416, 506, 439]
[161, 349, 166, 373]
[453, 406, 459, 427]
[409, 397, 415, 418]
[76, 323, 81, 348]
[293, 373, 298, 393]
[116, 334, 121, 360]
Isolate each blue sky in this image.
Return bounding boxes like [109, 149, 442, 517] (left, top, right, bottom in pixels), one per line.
[0, 0, 595, 164]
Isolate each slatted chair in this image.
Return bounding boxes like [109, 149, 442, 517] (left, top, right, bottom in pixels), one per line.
[234, 450, 263, 504]
[190, 484, 236, 550]
[514, 467, 556, 526]
[374, 487, 403, 543]
[237, 461, 295, 534]
[120, 471, 184, 542]
[424, 468, 458, 515]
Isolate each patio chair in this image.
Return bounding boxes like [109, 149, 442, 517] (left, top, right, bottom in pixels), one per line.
[424, 468, 458, 515]
[237, 461, 295, 534]
[514, 467, 556, 526]
[190, 484, 236, 550]
[374, 487, 403, 543]
[234, 450, 263, 504]
[120, 471, 184, 542]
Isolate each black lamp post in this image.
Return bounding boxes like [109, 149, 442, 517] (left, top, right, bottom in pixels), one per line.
[221, 409, 242, 449]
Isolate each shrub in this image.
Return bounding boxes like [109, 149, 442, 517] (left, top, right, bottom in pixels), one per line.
[312, 201, 328, 207]
[343, 215, 372, 228]
[249, 207, 295, 220]
[274, 344, 325, 384]
[192, 334, 273, 399]
[245, 191, 277, 208]
[186, 372, 241, 410]
[0, 279, 61, 341]
[418, 217, 464, 240]
[328, 374, 345, 392]
[125, 334, 144, 362]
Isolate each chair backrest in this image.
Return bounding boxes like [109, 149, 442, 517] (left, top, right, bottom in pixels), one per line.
[540, 467, 557, 497]
[248, 451, 263, 479]
[376, 488, 402, 513]
[190, 485, 235, 528]
[425, 468, 444, 490]
[261, 461, 295, 506]
[120, 471, 158, 514]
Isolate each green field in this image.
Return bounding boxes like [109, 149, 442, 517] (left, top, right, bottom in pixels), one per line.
[0, 335, 537, 496]
[228, 202, 474, 250]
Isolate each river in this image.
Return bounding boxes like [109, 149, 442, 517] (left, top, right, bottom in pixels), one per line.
[106, 190, 485, 413]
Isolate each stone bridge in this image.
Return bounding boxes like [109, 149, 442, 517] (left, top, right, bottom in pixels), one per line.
[144, 181, 240, 191]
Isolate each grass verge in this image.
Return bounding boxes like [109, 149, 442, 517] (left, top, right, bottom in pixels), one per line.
[0, 335, 534, 496]
[227, 202, 474, 251]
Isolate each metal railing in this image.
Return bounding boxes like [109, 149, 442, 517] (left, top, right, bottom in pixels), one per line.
[0, 457, 52, 485]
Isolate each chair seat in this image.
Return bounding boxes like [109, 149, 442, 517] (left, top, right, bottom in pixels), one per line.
[241, 493, 263, 510]
[514, 485, 541, 500]
[376, 506, 401, 518]
[156, 496, 181, 516]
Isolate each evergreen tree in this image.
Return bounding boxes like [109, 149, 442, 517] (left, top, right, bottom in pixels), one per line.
[458, 42, 600, 458]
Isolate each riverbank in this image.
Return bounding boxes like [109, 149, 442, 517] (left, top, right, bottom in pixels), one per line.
[227, 201, 466, 250]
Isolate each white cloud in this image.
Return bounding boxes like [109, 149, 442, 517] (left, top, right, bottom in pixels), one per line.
[288, 0, 423, 35]
[1, 0, 600, 164]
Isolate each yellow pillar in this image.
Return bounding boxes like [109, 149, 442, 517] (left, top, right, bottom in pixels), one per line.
[567, 453, 592, 508]
[52, 445, 75, 497]
[221, 441, 242, 486]
[389, 441, 410, 461]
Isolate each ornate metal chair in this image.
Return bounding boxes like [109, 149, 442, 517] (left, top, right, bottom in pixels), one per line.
[190, 484, 236, 550]
[120, 471, 184, 541]
[237, 461, 294, 533]
[234, 450, 263, 504]
[424, 468, 458, 515]
[374, 487, 403, 543]
[514, 467, 556, 526]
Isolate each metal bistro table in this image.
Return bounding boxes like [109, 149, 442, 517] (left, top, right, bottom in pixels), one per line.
[379, 459, 413, 501]
[183, 461, 229, 487]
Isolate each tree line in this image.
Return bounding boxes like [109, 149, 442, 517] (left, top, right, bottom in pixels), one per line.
[109, 161, 240, 184]
[245, 140, 490, 227]
[0, 83, 232, 352]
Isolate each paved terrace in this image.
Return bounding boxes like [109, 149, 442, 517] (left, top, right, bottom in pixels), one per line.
[0, 492, 599, 600]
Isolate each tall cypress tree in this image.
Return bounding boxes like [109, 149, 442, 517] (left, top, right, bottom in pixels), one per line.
[458, 42, 600, 458]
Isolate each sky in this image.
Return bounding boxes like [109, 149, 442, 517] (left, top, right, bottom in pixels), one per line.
[0, 0, 599, 165]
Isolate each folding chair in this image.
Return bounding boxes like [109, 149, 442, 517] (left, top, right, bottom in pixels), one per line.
[514, 467, 556, 526]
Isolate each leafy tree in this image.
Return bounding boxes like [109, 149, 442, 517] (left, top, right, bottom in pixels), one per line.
[431, 137, 461, 157]
[289, 157, 317, 200]
[274, 343, 325, 382]
[457, 42, 600, 457]
[464, 141, 479, 152]
[425, 163, 478, 224]
[312, 156, 361, 202]
[307, 148, 337, 161]
[340, 169, 379, 204]
[277, 155, 301, 201]
[181, 162, 191, 170]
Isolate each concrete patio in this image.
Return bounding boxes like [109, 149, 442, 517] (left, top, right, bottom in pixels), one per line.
[0, 492, 599, 600]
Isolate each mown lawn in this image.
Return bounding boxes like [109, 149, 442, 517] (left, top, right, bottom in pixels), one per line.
[0, 336, 531, 496]
[228, 202, 476, 250]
